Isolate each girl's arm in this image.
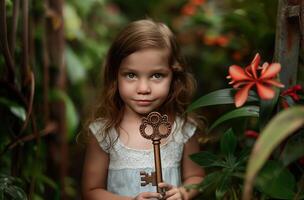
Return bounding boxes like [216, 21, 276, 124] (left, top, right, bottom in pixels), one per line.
[180, 132, 205, 200]
[82, 135, 132, 200]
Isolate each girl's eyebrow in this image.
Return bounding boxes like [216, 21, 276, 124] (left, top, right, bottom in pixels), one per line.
[120, 66, 171, 72]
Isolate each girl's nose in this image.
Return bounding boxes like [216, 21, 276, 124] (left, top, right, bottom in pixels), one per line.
[136, 79, 151, 94]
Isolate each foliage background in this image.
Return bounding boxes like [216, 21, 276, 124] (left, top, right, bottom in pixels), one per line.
[0, 0, 303, 199]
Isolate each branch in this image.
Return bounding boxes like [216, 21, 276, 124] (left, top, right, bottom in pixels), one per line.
[0, 0, 15, 82]
[21, 0, 30, 86]
[20, 72, 35, 132]
[0, 122, 58, 156]
[8, 0, 20, 56]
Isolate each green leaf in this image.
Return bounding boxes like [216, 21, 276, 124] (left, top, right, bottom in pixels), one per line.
[208, 106, 259, 132]
[38, 174, 58, 190]
[244, 106, 304, 198]
[259, 88, 280, 129]
[0, 97, 26, 121]
[216, 171, 231, 200]
[190, 151, 224, 168]
[49, 90, 79, 141]
[0, 174, 27, 200]
[64, 3, 83, 40]
[33, 194, 44, 200]
[220, 129, 237, 156]
[186, 88, 258, 113]
[0, 174, 22, 186]
[255, 161, 296, 199]
[196, 171, 222, 192]
[279, 131, 304, 166]
[5, 185, 28, 200]
[65, 46, 86, 84]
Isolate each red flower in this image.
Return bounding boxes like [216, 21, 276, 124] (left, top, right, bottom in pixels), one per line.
[281, 84, 302, 101]
[202, 35, 230, 47]
[190, 0, 206, 6]
[181, 4, 196, 16]
[227, 53, 285, 107]
[280, 84, 303, 108]
[216, 36, 230, 47]
[245, 130, 259, 139]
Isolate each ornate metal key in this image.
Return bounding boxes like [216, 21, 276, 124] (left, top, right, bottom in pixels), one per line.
[139, 112, 172, 196]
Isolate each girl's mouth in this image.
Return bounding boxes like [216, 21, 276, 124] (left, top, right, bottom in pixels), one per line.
[134, 100, 153, 106]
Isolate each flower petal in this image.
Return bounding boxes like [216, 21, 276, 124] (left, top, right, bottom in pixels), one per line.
[250, 53, 260, 79]
[263, 79, 284, 88]
[229, 65, 252, 81]
[233, 81, 252, 88]
[256, 82, 275, 99]
[261, 62, 269, 74]
[245, 130, 259, 138]
[234, 82, 255, 107]
[260, 63, 281, 79]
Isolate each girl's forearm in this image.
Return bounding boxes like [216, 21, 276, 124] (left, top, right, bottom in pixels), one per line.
[83, 188, 133, 200]
[180, 176, 203, 200]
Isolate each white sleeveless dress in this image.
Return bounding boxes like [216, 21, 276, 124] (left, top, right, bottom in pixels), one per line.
[89, 117, 196, 198]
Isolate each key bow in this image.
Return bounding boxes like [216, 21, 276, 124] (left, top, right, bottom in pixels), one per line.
[139, 112, 171, 141]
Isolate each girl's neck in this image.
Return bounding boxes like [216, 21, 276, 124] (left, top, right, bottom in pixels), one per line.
[121, 108, 145, 125]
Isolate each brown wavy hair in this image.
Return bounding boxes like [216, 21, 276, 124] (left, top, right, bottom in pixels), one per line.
[82, 19, 199, 147]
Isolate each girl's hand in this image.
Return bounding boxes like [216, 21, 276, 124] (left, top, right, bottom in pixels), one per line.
[134, 191, 163, 200]
[158, 182, 185, 200]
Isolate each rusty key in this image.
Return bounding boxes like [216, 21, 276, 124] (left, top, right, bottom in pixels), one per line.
[139, 112, 172, 196]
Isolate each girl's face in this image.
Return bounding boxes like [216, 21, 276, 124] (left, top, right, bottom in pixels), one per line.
[118, 48, 173, 116]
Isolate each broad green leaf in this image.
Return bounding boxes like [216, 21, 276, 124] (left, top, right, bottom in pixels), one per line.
[208, 106, 259, 132]
[72, 0, 105, 17]
[0, 97, 26, 121]
[279, 131, 304, 166]
[64, 3, 83, 40]
[220, 129, 237, 156]
[259, 88, 280, 129]
[190, 151, 224, 168]
[49, 90, 79, 141]
[255, 161, 296, 199]
[65, 47, 86, 84]
[244, 106, 304, 199]
[186, 88, 258, 113]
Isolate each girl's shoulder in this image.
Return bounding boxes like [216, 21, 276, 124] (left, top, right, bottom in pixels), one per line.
[88, 118, 117, 152]
[172, 116, 197, 144]
[88, 118, 103, 132]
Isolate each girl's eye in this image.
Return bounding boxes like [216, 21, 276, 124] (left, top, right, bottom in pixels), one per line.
[152, 73, 163, 79]
[126, 73, 136, 79]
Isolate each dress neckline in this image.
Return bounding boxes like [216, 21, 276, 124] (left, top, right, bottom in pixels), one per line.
[115, 120, 177, 152]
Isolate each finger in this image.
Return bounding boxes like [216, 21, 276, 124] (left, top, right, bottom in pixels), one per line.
[167, 193, 182, 200]
[165, 188, 180, 198]
[141, 192, 163, 199]
[158, 182, 173, 190]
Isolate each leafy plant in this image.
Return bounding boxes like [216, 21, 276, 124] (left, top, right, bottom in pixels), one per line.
[0, 173, 28, 200]
[187, 53, 304, 199]
[191, 129, 249, 199]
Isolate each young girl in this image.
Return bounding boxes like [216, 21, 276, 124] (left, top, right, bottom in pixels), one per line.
[82, 19, 204, 200]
